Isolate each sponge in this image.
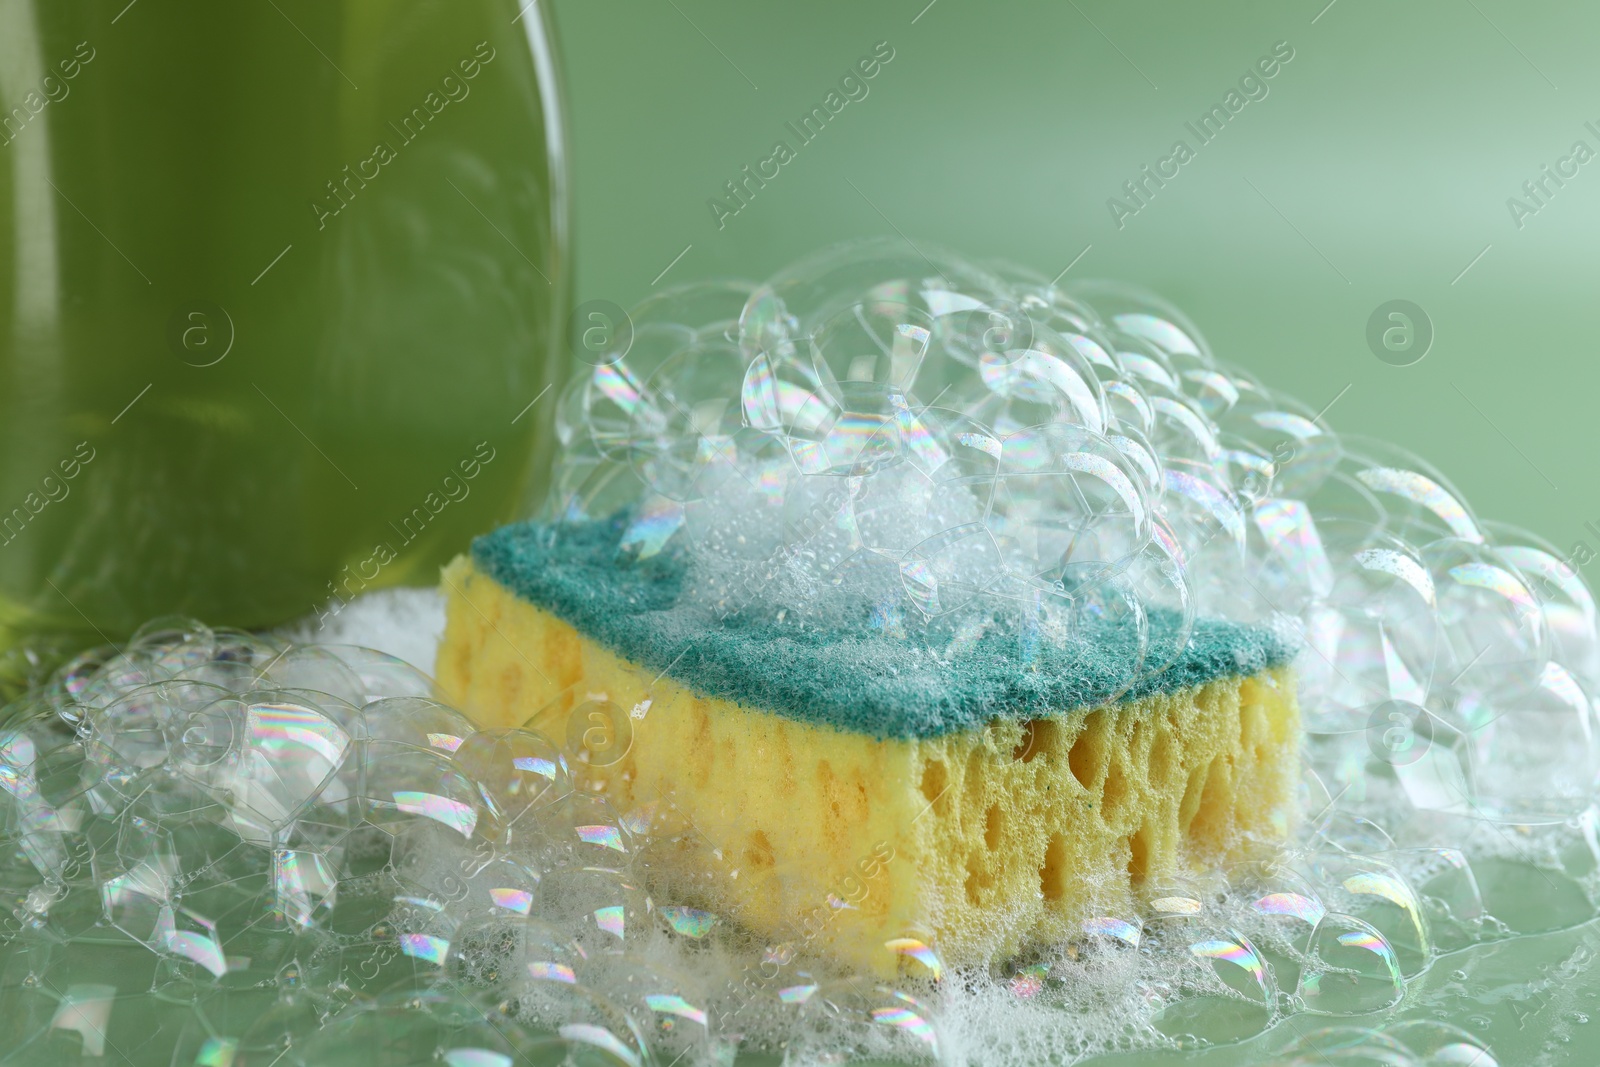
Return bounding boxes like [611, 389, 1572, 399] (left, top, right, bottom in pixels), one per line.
[435, 518, 1299, 976]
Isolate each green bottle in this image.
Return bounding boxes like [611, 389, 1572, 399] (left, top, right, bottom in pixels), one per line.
[0, 0, 570, 682]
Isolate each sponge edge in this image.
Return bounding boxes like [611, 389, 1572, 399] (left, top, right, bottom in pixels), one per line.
[437, 555, 1301, 977]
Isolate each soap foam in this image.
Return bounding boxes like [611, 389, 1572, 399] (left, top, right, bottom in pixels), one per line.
[3, 238, 1595, 1065]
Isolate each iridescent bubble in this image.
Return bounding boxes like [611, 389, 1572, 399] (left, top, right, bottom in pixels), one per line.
[453, 728, 567, 841]
[445, 912, 572, 993]
[1121, 517, 1194, 683]
[1424, 538, 1547, 693]
[47, 645, 119, 709]
[1068, 280, 1214, 368]
[1217, 390, 1341, 501]
[1486, 522, 1600, 688]
[1006, 962, 1050, 999]
[1179, 365, 1243, 419]
[535, 793, 634, 870]
[1449, 658, 1600, 823]
[991, 423, 1152, 587]
[1385, 1020, 1499, 1066]
[1150, 926, 1277, 1047]
[575, 957, 730, 1067]
[529, 865, 648, 958]
[1341, 437, 1482, 545]
[1249, 496, 1332, 615]
[1159, 458, 1249, 618]
[955, 325, 1108, 437]
[295, 989, 538, 1067]
[740, 346, 830, 437]
[129, 615, 215, 676]
[360, 696, 476, 755]
[1297, 522, 1441, 732]
[658, 905, 716, 939]
[789, 981, 944, 1064]
[1218, 431, 1278, 508]
[94, 816, 180, 945]
[160, 906, 228, 978]
[1082, 916, 1142, 946]
[359, 740, 478, 839]
[1107, 329, 1180, 393]
[1281, 1027, 1419, 1066]
[739, 236, 1007, 357]
[1310, 853, 1431, 976]
[1186, 930, 1274, 1003]
[1297, 912, 1404, 1015]
[1105, 423, 1163, 506]
[901, 523, 1005, 617]
[632, 339, 749, 501]
[1253, 890, 1328, 928]
[1100, 375, 1155, 435]
[1377, 847, 1485, 951]
[882, 936, 945, 982]
[584, 322, 694, 458]
[272, 847, 338, 929]
[811, 301, 934, 397]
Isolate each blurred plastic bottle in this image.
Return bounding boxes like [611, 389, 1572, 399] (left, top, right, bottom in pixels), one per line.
[0, 0, 569, 672]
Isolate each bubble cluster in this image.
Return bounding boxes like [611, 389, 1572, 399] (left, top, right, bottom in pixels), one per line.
[4, 239, 1598, 1063]
[552, 237, 1600, 828]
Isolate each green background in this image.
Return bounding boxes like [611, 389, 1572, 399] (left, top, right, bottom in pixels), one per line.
[552, 0, 1598, 565]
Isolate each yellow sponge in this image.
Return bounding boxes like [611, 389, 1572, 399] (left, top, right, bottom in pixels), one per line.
[437, 556, 1300, 977]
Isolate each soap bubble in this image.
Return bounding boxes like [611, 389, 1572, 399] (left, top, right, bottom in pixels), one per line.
[1485, 521, 1600, 688]
[319, 644, 437, 703]
[1297, 522, 1441, 733]
[1217, 389, 1341, 501]
[1446, 658, 1600, 823]
[991, 423, 1152, 586]
[1305, 852, 1431, 976]
[453, 728, 568, 840]
[787, 980, 945, 1064]
[1423, 537, 1547, 693]
[632, 279, 757, 340]
[1066, 278, 1215, 370]
[1385, 1020, 1499, 1066]
[129, 615, 215, 675]
[1151, 928, 1276, 1046]
[901, 522, 1005, 617]
[1297, 912, 1405, 1015]
[359, 740, 479, 839]
[359, 696, 476, 754]
[256, 644, 369, 704]
[738, 236, 1008, 357]
[955, 326, 1109, 438]
[812, 300, 935, 397]
[1341, 437, 1483, 546]
[296, 987, 539, 1067]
